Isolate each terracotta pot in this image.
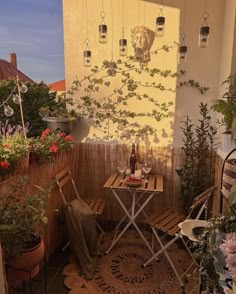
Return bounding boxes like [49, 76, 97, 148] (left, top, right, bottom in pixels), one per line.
[7, 237, 45, 282]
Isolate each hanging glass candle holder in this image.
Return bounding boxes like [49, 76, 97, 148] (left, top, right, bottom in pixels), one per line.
[12, 93, 22, 104]
[156, 5, 165, 37]
[83, 40, 92, 67]
[4, 103, 14, 117]
[178, 45, 187, 64]
[99, 12, 107, 44]
[19, 83, 28, 93]
[198, 12, 210, 48]
[178, 34, 187, 64]
[119, 38, 127, 56]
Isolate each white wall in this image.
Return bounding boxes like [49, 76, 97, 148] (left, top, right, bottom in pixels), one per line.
[63, 0, 235, 147]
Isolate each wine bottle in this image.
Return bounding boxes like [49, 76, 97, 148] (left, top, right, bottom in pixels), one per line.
[130, 143, 137, 174]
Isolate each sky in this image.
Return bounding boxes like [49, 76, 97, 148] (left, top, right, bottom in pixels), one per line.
[0, 0, 64, 84]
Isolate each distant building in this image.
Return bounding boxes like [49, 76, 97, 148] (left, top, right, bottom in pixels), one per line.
[48, 79, 65, 93]
[0, 53, 33, 82]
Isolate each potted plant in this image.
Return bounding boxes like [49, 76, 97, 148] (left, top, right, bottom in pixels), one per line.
[212, 74, 236, 151]
[39, 94, 79, 134]
[29, 128, 74, 164]
[0, 176, 51, 283]
[0, 128, 29, 181]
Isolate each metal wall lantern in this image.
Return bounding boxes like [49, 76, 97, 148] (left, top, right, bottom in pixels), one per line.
[119, 38, 127, 56]
[99, 12, 107, 44]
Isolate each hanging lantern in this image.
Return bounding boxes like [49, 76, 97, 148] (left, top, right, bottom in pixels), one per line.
[19, 83, 28, 93]
[84, 50, 92, 67]
[99, 12, 107, 44]
[4, 104, 14, 117]
[198, 10, 210, 48]
[178, 45, 187, 64]
[83, 40, 92, 67]
[12, 93, 21, 104]
[156, 16, 165, 37]
[119, 39, 127, 56]
[199, 25, 210, 48]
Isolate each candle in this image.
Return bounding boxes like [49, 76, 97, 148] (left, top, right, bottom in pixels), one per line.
[135, 169, 142, 178]
[126, 168, 131, 175]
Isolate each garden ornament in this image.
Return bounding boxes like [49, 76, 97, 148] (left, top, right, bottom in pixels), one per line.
[131, 26, 155, 66]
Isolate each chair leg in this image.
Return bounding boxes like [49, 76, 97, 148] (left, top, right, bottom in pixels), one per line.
[95, 219, 105, 247]
[143, 228, 184, 288]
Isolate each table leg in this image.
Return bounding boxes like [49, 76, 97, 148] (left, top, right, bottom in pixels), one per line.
[105, 189, 156, 255]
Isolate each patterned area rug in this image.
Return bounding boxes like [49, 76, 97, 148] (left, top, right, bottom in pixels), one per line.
[63, 230, 198, 294]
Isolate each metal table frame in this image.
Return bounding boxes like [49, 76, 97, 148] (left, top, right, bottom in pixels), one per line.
[104, 173, 163, 254]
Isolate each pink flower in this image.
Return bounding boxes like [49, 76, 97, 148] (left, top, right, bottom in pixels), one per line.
[65, 135, 73, 141]
[0, 161, 10, 169]
[49, 144, 58, 153]
[220, 233, 236, 255]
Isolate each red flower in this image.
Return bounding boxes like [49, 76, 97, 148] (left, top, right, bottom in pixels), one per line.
[0, 161, 10, 169]
[3, 144, 9, 149]
[58, 132, 66, 137]
[65, 135, 73, 141]
[41, 128, 51, 139]
[49, 144, 58, 153]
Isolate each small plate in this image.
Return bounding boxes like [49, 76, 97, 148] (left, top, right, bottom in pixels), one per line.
[126, 180, 142, 187]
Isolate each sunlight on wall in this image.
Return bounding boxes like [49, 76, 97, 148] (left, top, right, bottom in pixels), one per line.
[64, 0, 180, 146]
[63, 0, 228, 147]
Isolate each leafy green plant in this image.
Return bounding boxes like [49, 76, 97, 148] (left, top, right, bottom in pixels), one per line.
[212, 73, 236, 133]
[193, 214, 236, 292]
[176, 103, 217, 211]
[0, 129, 29, 170]
[39, 93, 78, 121]
[0, 80, 61, 137]
[0, 177, 51, 260]
[29, 128, 74, 163]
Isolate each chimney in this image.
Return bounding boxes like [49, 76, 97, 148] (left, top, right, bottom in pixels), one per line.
[9, 53, 17, 68]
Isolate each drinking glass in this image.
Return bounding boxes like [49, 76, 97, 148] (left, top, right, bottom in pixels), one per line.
[117, 162, 126, 175]
[142, 162, 152, 182]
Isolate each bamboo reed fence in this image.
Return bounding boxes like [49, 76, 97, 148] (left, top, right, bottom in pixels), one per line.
[0, 143, 221, 257]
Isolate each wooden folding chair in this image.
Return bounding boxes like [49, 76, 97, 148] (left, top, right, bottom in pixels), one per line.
[143, 186, 215, 291]
[55, 166, 106, 248]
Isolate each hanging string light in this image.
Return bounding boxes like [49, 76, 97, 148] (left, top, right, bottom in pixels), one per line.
[198, 0, 210, 48]
[99, 0, 107, 44]
[119, 0, 127, 57]
[83, 0, 92, 67]
[178, 0, 187, 64]
[0, 79, 28, 119]
[155, 0, 165, 37]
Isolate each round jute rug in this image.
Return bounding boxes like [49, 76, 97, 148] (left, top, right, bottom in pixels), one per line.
[63, 230, 198, 294]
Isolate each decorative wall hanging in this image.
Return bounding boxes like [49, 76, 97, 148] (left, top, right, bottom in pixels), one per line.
[99, 1, 107, 44]
[131, 26, 155, 66]
[156, 0, 165, 37]
[178, 0, 187, 63]
[198, 0, 210, 48]
[119, 0, 127, 56]
[83, 0, 92, 67]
